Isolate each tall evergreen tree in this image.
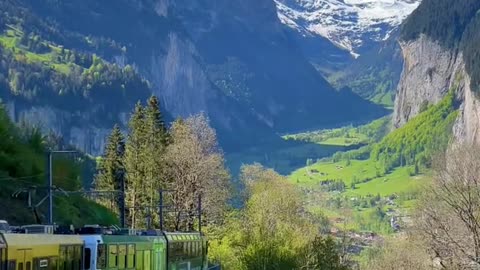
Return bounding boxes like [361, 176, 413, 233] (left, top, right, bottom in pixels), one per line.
[124, 102, 147, 228]
[143, 95, 169, 227]
[94, 124, 125, 214]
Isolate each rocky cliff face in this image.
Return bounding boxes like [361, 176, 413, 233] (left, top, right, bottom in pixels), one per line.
[393, 35, 480, 144]
[453, 69, 480, 145]
[5, 101, 129, 156]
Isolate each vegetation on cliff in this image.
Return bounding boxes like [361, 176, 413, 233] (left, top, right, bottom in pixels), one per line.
[371, 92, 457, 174]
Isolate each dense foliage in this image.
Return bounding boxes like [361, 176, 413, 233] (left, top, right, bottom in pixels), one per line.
[371, 92, 457, 174]
[0, 104, 116, 225]
[0, 32, 151, 123]
[95, 97, 230, 230]
[208, 164, 349, 270]
[401, 0, 480, 48]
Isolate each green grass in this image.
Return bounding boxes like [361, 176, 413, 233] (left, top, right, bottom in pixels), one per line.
[291, 159, 425, 197]
[291, 159, 378, 186]
[283, 116, 390, 148]
[0, 35, 19, 49]
[346, 167, 425, 197]
[0, 29, 75, 75]
[371, 92, 394, 108]
[290, 159, 428, 235]
[316, 135, 369, 146]
[283, 128, 369, 147]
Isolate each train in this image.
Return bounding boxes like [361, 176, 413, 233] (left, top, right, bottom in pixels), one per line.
[0, 223, 208, 270]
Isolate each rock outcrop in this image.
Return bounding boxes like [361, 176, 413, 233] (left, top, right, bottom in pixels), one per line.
[5, 101, 127, 156]
[393, 35, 480, 144]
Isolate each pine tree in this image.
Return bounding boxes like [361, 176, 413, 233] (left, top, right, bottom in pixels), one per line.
[143, 95, 169, 227]
[124, 102, 147, 228]
[94, 124, 125, 213]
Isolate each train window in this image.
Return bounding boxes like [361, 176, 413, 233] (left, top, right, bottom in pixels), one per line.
[96, 245, 106, 269]
[143, 251, 151, 270]
[47, 258, 56, 270]
[135, 251, 143, 270]
[26, 262, 31, 270]
[0, 248, 3, 270]
[69, 247, 74, 270]
[84, 248, 91, 270]
[187, 242, 192, 258]
[18, 262, 23, 270]
[7, 261, 15, 270]
[59, 246, 66, 270]
[174, 243, 182, 258]
[127, 244, 135, 268]
[37, 259, 49, 269]
[73, 246, 81, 270]
[118, 245, 126, 269]
[108, 245, 118, 268]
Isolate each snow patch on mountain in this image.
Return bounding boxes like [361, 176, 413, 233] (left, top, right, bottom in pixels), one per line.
[275, 0, 420, 56]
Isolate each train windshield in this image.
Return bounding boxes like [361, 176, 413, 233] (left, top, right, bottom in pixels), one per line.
[0, 222, 8, 232]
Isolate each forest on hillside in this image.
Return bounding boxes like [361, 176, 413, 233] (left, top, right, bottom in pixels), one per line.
[0, 103, 116, 225]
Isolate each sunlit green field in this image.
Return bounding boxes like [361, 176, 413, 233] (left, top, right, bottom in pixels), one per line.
[290, 158, 430, 235]
[291, 159, 427, 196]
[0, 25, 73, 75]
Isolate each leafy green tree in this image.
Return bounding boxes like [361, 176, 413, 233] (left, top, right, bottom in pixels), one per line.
[164, 114, 230, 231]
[299, 236, 349, 270]
[239, 165, 315, 270]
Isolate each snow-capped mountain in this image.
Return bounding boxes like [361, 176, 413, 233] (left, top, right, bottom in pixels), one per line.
[275, 0, 420, 56]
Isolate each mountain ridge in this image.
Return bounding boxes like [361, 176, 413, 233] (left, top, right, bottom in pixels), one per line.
[275, 0, 421, 56]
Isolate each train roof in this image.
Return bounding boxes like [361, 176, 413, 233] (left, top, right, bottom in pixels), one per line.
[164, 232, 204, 242]
[1, 233, 83, 246]
[102, 234, 164, 243]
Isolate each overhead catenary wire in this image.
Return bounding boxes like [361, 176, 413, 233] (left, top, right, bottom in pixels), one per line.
[0, 173, 46, 185]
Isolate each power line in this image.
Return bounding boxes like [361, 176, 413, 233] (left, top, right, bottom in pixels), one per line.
[0, 173, 46, 184]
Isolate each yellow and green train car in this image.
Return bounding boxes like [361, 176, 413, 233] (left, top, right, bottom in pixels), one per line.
[0, 233, 83, 270]
[0, 228, 209, 270]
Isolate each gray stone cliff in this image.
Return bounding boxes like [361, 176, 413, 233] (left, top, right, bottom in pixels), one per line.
[393, 35, 480, 144]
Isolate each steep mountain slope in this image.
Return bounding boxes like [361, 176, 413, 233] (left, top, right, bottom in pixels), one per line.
[393, 0, 480, 144]
[0, 0, 386, 154]
[274, 0, 419, 105]
[332, 29, 404, 106]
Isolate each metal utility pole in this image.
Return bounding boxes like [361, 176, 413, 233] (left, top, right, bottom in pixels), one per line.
[46, 150, 76, 225]
[47, 152, 53, 225]
[198, 194, 202, 233]
[119, 174, 126, 228]
[158, 189, 174, 231]
[146, 206, 152, 230]
[159, 189, 164, 231]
